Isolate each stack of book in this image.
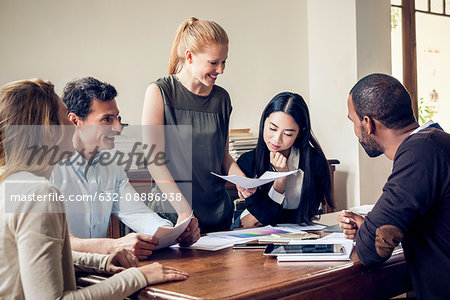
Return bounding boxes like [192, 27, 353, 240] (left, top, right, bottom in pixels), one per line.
[258, 232, 320, 243]
[229, 128, 258, 160]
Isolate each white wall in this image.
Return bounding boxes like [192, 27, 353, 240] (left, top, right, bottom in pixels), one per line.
[0, 0, 309, 134]
[307, 0, 393, 209]
[355, 0, 393, 205]
[0, 0, 394, 209]
[307, 0, 360, 209]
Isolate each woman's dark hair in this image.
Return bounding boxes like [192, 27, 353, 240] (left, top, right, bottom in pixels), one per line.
[254, 92, 334, 223]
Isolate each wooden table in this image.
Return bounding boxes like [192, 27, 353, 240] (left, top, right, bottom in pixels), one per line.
[79, 217, 413, 299]
[130, 247, 410, 299]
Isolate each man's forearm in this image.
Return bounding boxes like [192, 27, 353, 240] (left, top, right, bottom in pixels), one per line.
[70, 236, 115, 255]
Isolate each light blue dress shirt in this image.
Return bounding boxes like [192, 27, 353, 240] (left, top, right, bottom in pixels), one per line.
[50, 151, 172, 238]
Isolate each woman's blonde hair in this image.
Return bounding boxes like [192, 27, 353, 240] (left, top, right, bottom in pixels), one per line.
[0, 79, 61, 181]
[168, 17, 229, 75]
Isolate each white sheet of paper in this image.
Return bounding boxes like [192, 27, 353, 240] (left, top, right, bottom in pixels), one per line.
[276, 223, 327, 231]
[211, 170, 301, 189]
[317, 232, 347, 240]
[180, 235, 256, 251]
[348, 204, 375, 216]
[153, 212, 192, 250]
[180, 225, 306, 251]
[207, 225, 307, 238]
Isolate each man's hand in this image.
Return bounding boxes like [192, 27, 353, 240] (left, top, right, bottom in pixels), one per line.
[270, 151, 289, 172]
[240, 212, 262, 228]
[177, 217, 201, 247]
[112, 232, 159, 260]
[337, 210, 365, 240]
[105, 248, 140, 274]
[236, 185, 256, 199]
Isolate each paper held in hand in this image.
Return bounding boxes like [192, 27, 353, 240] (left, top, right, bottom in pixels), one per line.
[211, 169, 302, 189]
[153, 212, 193, 250]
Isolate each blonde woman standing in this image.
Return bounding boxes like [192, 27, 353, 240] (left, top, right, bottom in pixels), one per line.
[143, 17, 254, 233]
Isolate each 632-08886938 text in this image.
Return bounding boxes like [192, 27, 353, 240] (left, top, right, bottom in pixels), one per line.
[8, 192, 182, 203]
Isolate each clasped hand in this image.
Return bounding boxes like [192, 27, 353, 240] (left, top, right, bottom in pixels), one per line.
[337, 210, 365, 240]
[270, 151, 289, 172]
[112, 232, 158, 260]
[106, 248, 140, 273]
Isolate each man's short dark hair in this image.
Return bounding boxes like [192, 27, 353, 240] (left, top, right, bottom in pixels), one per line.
[349, 73, 416, 129]
[61, 77, 117, 120]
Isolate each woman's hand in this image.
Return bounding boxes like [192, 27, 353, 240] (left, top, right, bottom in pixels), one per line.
[240, 212, 262, 228]
[105, 248, 140, 274]
[111, 232, 159, 260]
[270, 151, 289, 172]
[269, 151, 289, 194]
[236, 185, 256, 199]
[139, 262, 189, 285]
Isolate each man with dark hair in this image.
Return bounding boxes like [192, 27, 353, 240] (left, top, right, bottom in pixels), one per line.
[62, 76, 119, 119]
[349, 73, 417, 130]
[51, 77, 199, 259]
[339, 73, 449, 299]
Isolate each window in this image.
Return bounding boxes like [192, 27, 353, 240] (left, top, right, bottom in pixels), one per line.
[391, 0, 450, 128]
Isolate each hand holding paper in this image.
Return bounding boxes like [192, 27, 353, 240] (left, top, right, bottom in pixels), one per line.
[177, 216, 201, 247]
[153, 212, 193, 250]
[211, 169, 302, 189]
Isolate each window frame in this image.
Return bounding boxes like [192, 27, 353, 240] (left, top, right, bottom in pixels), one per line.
[392, 0, 450, 120]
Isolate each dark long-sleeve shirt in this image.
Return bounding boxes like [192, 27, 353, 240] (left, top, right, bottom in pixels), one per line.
[356, 128, 450, 299]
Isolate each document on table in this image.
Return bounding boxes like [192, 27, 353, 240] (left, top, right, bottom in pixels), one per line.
[207, 225, 308, 239]
[182, 225, 307, 251]
[184, 235, 256, 251]
[211, 169, 302, 189]
[276, 223, 326, 231]
[153, 212, 192, 250]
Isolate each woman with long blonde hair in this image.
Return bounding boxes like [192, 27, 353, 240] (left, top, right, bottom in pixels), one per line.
[143, 17, 254, 233]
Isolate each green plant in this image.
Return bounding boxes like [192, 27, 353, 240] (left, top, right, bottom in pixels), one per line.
[418, 98, 437, 125]
[391, 7, 401, 31]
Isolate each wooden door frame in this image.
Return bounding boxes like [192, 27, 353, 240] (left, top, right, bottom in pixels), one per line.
[394, 0, 450, 119]
[401, 0, 419, 119]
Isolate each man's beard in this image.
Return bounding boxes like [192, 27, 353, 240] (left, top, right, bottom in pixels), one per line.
[359, 130, 384, 158]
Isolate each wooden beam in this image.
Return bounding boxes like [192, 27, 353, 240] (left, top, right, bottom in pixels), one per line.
[402, 0, 419, 119]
